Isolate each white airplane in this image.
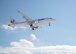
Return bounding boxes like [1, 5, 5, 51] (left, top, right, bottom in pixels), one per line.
[8, 11, 55, 30]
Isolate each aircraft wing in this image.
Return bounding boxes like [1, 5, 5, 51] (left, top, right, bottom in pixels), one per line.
[36, 18, 55, 26]
[18, 10, 32, 22]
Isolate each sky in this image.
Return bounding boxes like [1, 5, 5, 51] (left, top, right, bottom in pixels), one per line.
[0, 0, 76, 54]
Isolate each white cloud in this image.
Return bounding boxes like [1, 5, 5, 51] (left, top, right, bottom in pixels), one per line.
[1, 24, 16, 30]
[0, 39, 34, 54]
[10, 39, 34, 48]
[0, 39, 76, 54]
[1, 24, 26, 30]
[30, 34, 39, 41]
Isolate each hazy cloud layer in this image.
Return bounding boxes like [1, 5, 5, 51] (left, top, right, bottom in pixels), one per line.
[0, 39, 76, 54]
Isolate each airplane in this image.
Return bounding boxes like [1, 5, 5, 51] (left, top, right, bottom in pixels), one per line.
[8, 10, 55, 30]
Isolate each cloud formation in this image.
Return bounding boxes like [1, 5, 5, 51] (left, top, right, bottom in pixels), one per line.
[0, 39, 76, 54]
[2, 24, 16, 30]
[0, 39, 33, 54]
[1, 24, 26, 30]
[30, 34, 39, 41]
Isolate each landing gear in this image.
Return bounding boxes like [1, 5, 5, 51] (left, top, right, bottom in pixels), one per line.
[32, 28, 35, 30]
[30, 24, 38, 30]
[30, 24, 33, 27]
[32, 26, 38, 30]
[49, 23, 51, 26]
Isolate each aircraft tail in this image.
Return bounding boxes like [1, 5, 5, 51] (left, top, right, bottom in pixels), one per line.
[9, 17, 15, 24]
[8, 17, 16, 27]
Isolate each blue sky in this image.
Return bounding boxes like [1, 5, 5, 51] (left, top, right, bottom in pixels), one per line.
[0, 0, 76, 49]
